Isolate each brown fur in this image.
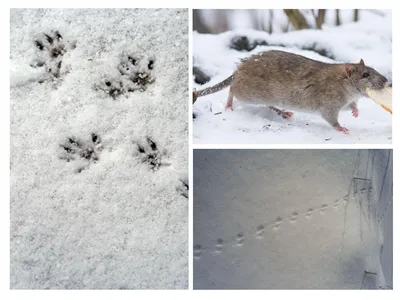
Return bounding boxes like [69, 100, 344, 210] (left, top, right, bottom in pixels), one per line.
[194, 50, 388, 132]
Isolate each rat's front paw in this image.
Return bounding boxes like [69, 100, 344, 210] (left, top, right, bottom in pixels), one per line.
[352, 107, 359, 118]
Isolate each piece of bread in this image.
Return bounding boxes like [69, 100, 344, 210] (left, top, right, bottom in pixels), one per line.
[366, 86, 392, 114]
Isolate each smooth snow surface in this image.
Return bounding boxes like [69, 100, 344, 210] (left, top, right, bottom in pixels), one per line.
[10, 8, 188, 289]
[193, 150, 392, 289]
[193, 13, 392, 144]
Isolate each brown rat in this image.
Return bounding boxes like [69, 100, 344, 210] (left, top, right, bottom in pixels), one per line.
[193, 50, 388, 133]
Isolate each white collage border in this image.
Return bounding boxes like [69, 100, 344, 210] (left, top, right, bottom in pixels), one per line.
[1, 1, 397, 299]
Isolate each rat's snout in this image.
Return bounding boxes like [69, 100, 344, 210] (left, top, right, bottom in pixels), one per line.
[380, 76, 388, 88]
[374, 75, 388, 89]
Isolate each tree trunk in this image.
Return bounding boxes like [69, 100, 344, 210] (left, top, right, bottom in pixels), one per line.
[354, 9, 359, 22]
[316, 9, 326, 29]
[193, 10, 210, 33]
[283, 9, 310, 30]
[335, 9, 341, 26]
[268, 10, 273, 34]
[210, 9, 229, 33]
[249, 9, 260, 30]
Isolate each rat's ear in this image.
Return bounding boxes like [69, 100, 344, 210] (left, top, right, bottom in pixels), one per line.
[345, 64, 356, 76]
[359, 59, 365, 66]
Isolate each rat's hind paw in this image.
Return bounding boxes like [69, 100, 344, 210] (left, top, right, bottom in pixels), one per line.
[282, 111, 294, 119]
[268, 106, 293, 119]
[335, 126, 349, 134]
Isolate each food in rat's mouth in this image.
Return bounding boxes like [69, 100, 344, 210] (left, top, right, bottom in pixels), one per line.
[366, 86, 392, 114]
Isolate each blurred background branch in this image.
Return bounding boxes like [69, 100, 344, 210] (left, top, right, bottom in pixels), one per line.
[314, 9, 326, 29]
[283, 9, 310, 30]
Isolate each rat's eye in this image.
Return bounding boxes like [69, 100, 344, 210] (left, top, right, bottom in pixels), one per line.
[363, 72, 369, 78]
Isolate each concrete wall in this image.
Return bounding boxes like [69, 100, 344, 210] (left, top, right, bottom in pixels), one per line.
[370, 150, 392, 288]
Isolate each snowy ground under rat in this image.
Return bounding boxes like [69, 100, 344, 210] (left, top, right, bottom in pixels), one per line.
[10, 8, 188, 289]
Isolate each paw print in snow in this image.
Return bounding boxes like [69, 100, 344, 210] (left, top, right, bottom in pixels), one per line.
[59, 133, 102, 172]
[135, 137, 169, 171]
[31, 31, 76, 78]
[177, 178, 188, 199]
[98, 55, 155, 99]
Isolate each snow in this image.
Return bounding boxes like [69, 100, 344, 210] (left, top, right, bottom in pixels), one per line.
[10, 9, 188, 289]
[193, 13, 392, 144]
[193, 150, 392, 289]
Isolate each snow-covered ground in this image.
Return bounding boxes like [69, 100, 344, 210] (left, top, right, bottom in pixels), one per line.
[193, 12, 392, 144]
[10, 9, 188, 289]
[193, 150, 392, 289]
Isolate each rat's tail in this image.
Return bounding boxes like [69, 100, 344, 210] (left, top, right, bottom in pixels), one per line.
[193, 75, 233, 103]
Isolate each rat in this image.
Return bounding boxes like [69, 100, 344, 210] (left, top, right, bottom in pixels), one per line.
[193, 50, 388, 133]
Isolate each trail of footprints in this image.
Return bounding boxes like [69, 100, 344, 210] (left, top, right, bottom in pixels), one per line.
[30, 31, 186, 197]
[59, 134, 174, 174]
[32, 30, 180, 186]
[377, 196, 392, 224]
[31, 30, 156, 96]
[193, 188, 373, 260]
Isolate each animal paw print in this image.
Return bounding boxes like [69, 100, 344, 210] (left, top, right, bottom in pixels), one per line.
[98, 55, 155, 99]
[177, 178, 188, 199]
[59, 133, 102, 172]
[194, 245, 202, 259]
[31, 31, 75, 78]
[135, 137, 168, 171]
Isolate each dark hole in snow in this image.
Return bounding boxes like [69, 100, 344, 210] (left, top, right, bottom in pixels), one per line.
[91, 133, 99, 144]
[44, 33, 53, 44]
[35, 40, 44, 50]
[137, 145, 145, 153]
[146, 137, 157, 151]
[128, 56, 137, 65]
[55, 31, 62, 41]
